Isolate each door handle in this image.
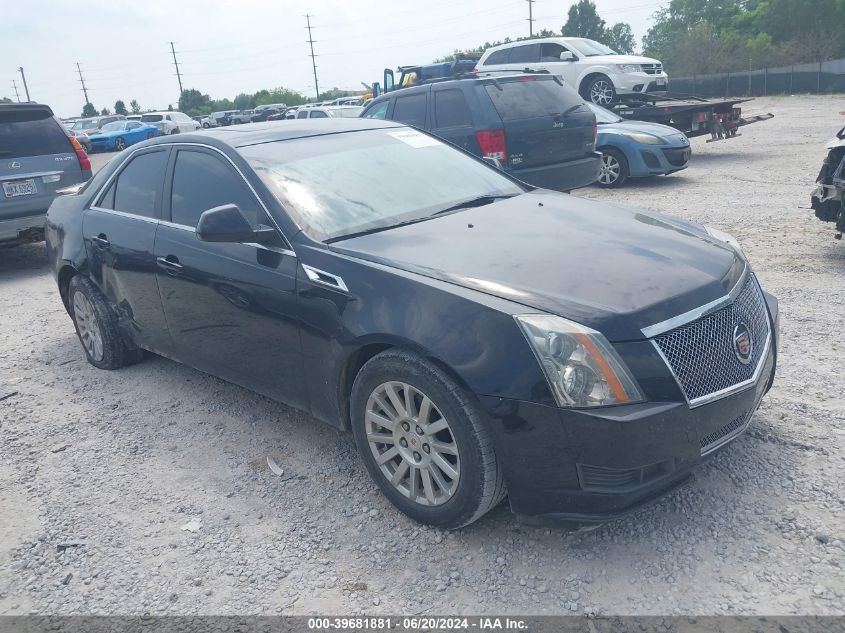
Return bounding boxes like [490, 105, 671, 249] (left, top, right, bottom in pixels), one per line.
[156, 255, 183, 275]
[92, 234, 110, 249]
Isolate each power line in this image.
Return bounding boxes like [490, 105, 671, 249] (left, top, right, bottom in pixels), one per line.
[17, 67, 31, 102]
[76, 63, 90, 105]
[305, 14, 320, 101]
[527, 0, 535, 37]
[170, 42, 184, 96]
[11, 80, 20, 102]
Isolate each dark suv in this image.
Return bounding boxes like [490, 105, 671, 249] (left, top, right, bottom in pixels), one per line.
[361, 74, 601, 191]
[1, 103, 92, 246]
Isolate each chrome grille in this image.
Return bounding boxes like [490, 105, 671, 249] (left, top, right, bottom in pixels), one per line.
[700, 409, 753, 455]
[653, 275, 770, 405]
[642, 63, 663, 75]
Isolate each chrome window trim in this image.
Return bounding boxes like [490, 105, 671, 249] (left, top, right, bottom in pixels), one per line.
[640, 264, 749, 339]
[88, 141, 296, 255]
[301, 264, 349, 292]
[88, 205, 158, 224]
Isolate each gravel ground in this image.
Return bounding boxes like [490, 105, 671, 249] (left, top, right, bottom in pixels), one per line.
[1, 95, 843, 617]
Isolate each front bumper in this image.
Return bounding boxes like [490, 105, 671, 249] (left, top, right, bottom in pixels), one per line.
[627, 144, 691, 178]
[479, 293, 778, 529]
[511, 152, 602, 192]
[614, 72, 669, 94]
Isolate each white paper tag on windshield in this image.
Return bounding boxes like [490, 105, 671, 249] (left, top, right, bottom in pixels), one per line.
[387, 130, 441, 148]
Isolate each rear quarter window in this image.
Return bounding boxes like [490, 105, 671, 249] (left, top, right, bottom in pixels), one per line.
[392, 93, 427, 128]
[0, 109, 72, 159]
[484, 79, 584, 120]
[434, 89, 473, 128]
[484, 49, 510, 65]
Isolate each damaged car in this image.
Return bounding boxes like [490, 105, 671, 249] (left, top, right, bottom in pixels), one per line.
[810, 125, 845, 239]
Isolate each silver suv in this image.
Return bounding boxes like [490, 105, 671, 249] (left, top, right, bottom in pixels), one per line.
[1, 103, 92, 246]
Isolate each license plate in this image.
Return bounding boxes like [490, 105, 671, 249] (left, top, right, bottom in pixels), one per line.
[3, 179, 37, 198]
[655, 78, 666, 86]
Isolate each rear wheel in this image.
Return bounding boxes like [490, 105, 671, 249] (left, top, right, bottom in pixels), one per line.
[68, 276, 143, 370]
[114, 136, 126, 151]
[146, 131, 155, 139]
[585, 75, 616, 106]
[350, 349, 506, 529]
[597, 148, 629, 188]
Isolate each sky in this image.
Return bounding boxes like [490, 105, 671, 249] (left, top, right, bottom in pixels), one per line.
[3, 0, 667, 118]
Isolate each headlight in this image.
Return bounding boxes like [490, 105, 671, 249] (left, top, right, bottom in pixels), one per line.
[515, 315, 644, 408]
[704, 225, 745, 257]
[617, 64, 642, 73]
[620, 131, 665, 145]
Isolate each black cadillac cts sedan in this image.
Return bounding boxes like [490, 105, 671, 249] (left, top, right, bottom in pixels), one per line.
[46, 119, 779, 529]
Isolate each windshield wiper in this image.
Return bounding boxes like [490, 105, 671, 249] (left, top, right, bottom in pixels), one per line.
[432, 194, 518, 216]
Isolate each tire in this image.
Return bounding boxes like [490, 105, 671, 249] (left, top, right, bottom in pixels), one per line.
[68, 275, 144, 370]
[114, 136, 126, 151]
[585, 75, 616, 106]
[597, 148, 629, 188]
[350, 349, 506, 529]
[170, 128, 179, 135]
[202, 123, 210, 128]
[146, 132, 155, 139]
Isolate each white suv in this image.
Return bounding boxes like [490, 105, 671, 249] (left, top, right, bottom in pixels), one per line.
[476, 38, 668, 106]
[140, 111, 201, 135]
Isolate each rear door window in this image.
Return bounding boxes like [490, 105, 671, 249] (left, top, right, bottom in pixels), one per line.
[507, 44, 539, 65]
[170, 150, 263, 228]
[484, 49, 510, 65]
[0, 109, 71, 159]
[484, 78, 583, 120]
[433, 89, 473, 128]
[310, 110, 329, 118]
[107, 150, 168, 218]
[392, 93, 427, 128]
[362, 100, 389, 120]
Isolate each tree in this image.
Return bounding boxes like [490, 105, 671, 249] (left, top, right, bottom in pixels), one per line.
[562, 0, 607, 41]
[114, 100, 127, 115]
[606, 23, 636, 54]
[0, 96, 12, 104]
[81, 103, 97, 117]
[255, 87, 306, 107]
[167, 104, 173, 111]
[129, 99, 141, 114]
[100, 107, 111, 116]
[233, 93, 255, 110]
[178, 89, 211, 116]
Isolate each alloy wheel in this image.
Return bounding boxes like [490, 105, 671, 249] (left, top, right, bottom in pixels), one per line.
[115, 137, 126, 151]
[365, 381, 460, 506]
[72, 291, 104, 362]
[590, 79, 614, 105]
[599, 154, 621, 185]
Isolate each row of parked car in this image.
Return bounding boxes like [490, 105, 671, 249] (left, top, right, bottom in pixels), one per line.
[63, 111, 202, 153]
[199, 100, 366, 128]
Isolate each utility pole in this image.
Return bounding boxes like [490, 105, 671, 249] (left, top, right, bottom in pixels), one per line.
[17, 67, 30, 102]
[305, 15, 320, 101]
[76, 63, 90, 105]
[527, 0, 535, 37]
[11, 80, 21, 102]
[170, 42, 184, 96]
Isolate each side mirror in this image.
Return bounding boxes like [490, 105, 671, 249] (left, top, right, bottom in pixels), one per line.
[196, 204, 276, 244]
[383, 69, 395, 93]
[560, 51, 576, 62]
[373, 82, 382, 97]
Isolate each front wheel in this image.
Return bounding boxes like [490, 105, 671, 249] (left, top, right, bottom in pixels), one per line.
[350, 349, 506, 529]
[597, 148, 629, 188]
[114, 136, 126, 151]
[586, 75, 616, 106]
[202, 122, 210, 128]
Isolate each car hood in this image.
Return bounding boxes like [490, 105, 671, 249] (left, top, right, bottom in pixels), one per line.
[581, 55, 662, 66]
[331, 190, 744, 341]
[598, 121, 688, 144]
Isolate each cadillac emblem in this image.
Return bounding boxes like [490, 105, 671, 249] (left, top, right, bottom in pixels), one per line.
[733, 323, 753, 365]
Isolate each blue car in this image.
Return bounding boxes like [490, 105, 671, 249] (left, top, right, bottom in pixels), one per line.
[88, 120, 159, 152]
[589, 103, 691, 187]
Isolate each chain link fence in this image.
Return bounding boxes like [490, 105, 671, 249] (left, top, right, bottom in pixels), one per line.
[668, 57, 845, 97]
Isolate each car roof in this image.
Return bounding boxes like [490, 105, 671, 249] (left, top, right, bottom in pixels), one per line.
[367, 73, 557, 102]
[0, 102, 54, 115]
[156, 118, 405, 148]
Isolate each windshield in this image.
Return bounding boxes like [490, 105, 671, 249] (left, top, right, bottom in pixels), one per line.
[240, 128, 524, 241]
[588, 103, 623, 124]
[71, 119, 99, 131]
[566, 38, 617, 57]
[141, 114, 163, 122]
[100, 121, 125, 132]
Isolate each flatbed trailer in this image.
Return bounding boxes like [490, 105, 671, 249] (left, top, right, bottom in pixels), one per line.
[610, 94, 774, 140]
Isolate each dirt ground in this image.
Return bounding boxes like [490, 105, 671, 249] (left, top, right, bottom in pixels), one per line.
[0, 95, 843, 616]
